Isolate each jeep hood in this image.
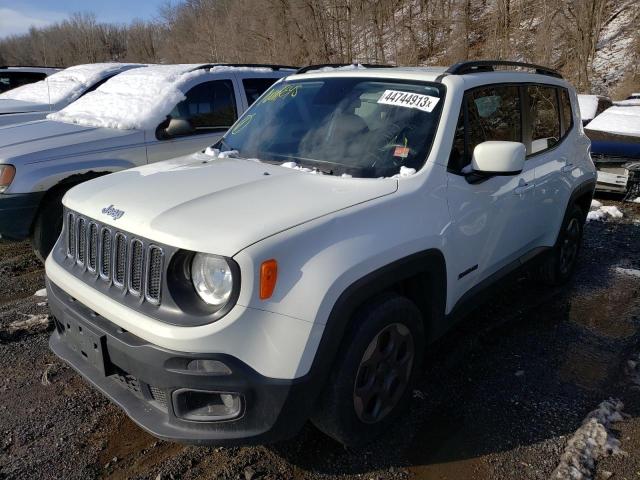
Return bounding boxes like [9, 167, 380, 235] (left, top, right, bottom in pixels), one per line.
[64, 154, 398, 256]
[0, 119, 142, 164]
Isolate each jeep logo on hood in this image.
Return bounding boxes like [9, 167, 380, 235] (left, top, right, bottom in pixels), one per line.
[101, 205, 125, 220]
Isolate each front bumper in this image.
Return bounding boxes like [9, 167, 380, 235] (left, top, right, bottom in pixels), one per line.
[47, 278, 316, 445]
[0, 192, 44, 240]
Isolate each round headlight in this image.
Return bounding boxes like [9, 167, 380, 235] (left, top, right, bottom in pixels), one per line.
[191, 253, 234, 306]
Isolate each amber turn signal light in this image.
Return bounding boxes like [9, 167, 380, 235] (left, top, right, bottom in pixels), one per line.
[259, 259, 278, 300]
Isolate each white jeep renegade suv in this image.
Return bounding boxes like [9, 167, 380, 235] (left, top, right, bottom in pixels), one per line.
[46, 61, 596, 446]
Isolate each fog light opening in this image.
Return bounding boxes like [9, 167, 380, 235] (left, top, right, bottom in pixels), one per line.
[172, 389, 242, 422]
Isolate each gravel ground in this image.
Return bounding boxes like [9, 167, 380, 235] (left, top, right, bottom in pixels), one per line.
[0, 199, 639, 480]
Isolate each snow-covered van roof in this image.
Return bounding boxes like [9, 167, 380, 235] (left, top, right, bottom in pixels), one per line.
[585, 104, 640, 138]
[0, 63, 142, 105]
[48, 64, 284, 131]
[578, 94, 602, 121]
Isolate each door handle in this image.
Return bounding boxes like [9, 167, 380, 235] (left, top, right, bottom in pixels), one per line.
[514, 183, 535, 195]
[561, 163, 577, 173]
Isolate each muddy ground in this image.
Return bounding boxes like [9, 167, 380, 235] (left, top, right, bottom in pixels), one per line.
[1, 199, 640, 480]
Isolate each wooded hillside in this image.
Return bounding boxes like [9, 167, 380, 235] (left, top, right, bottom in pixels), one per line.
[0, 0, 638, 97]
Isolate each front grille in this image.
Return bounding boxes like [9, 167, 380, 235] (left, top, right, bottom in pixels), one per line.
[148, 385, 167, 408]
[64, 210, 164, 306]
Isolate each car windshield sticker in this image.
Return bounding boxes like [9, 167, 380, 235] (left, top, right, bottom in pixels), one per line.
[394, 146, 410, 158]
[393, 137, 410, 158]
[377, 90, 440, 113]
[231, 114, 254, 135]
[259, 84, 299, 104]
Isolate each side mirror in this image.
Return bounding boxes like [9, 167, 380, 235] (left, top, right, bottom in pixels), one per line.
[160, 118, 195, 139]
[471, 141, 526, 175]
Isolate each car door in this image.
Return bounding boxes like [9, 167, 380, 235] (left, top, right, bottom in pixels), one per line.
[446, 84, 538, 304]
[525, 85, 574, 245]
[145, 77, 242, 163]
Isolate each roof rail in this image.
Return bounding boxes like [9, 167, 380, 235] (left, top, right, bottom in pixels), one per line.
[296, 63, 395, 74]
[445, 60, 562, 79]
[0, 65, 62, 69]
[195, 63, 299, 71]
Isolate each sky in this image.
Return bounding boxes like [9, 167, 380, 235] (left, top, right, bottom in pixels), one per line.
[0, 0, 164, 38]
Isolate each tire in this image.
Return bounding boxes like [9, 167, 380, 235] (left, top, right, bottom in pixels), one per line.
[310, 293, 425, 447]
[535, 203, 585, 286]
[31, 188, 66, 262]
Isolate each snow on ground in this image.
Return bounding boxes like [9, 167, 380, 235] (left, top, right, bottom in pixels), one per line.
[587, 204, 623, 222]
[591, 199, 603, 209]
[632, 197, 640, 204]
[614, 267, 640, 278]
[0, 63, 141, 105]
[578, 95, 600, 121]
[48, 64, 211, 130]
[550, 399, 625, 480]
[33, 288, 47, 297]
[585, 104, 640, 137]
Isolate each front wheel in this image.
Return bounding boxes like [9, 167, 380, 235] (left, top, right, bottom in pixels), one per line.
[535, 203, 585, 285]
[310, 293, 424, 447]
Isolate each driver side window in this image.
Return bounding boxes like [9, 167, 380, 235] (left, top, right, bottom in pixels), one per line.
[165, 80, 237, 138]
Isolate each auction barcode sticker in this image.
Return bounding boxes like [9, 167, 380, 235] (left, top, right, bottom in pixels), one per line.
[377, 90, 440, 113]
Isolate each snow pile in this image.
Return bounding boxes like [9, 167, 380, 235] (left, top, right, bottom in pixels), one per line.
[0, 63, 139, 105]
[614, 267, 640, 278]
[550, 399, 625, 480]
[577, 95, 600, 121]
[304, 64, 367, 73]
[590, 199, 602, 209]
[6, 314, 51, 335]
[587, 204, 623, 222]
[280, 161, 324, 174]
[393, 166, 416, 178]
[34, 288, 47, 297]
[49, 65, 209, 130]
[585, 104, 640, 137]
[632, 197, 640, 204]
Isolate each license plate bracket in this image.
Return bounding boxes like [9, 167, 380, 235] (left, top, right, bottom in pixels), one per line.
[63, 319, 108, 375]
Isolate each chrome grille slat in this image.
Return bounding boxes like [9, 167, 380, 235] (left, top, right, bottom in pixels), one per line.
[67, 213, 76, 258]
[145, 246, 163, 305]
[64, 209, 164, 306]
[88, 223, 98, 272]
[76, 218, 86, 266]
[113, 233, 127, 288]
[100, 228, 112, 280]
[128, 239, 144, 296]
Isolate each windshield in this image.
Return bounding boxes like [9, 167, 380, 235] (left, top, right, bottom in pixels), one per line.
[215, 77, 446, 178]
[0, 63, 136, 105]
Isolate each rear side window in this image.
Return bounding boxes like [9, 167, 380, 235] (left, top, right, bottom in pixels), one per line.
[559, 89, 573, 136]
[527, 85, 560, 155]
[242, 78, 278, 105]
[0, 71, 47, 93]
[170, 80, 238, 133]
[448, 85, 521, 172]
